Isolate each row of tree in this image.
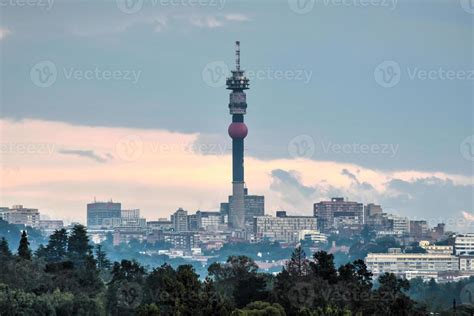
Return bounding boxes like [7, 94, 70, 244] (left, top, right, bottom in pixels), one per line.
[0, 225, 462, 315]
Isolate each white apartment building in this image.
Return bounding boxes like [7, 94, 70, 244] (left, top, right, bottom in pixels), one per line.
[365, 252, 459, 279]
[0, 205, 40, 227]
[455, 234, 474, 255]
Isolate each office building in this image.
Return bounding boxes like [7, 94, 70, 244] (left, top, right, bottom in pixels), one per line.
[196, 211, 222, 231]
[228, 189, 265, 228]
[253, 214, 318, 243]
[0, 205, 40, 227]
[364, 203, 382, 220]
[313, 197, 363, 232]
[171, 208, 189, 232]
[410, 220, 429, 240]
[87, 201, 121, 229]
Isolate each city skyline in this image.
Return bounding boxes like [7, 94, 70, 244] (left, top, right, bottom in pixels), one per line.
[0, 0, 473, 230]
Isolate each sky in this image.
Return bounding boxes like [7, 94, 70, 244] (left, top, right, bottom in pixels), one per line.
[0, 0, 473, 230]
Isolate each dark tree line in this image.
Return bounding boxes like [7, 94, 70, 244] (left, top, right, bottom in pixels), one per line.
[0, 228, 443, 315]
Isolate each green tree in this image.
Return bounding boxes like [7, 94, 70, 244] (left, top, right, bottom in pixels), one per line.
[286, 246, 310, 277]
[231, 301, 286, 316]
[106, 259, 147, 315]
[67, 225, 91, 266]
[95, 244, 111, 271]
[18, 230, 32, 260]
[310, 251, 337, 284]
[46, 228, 68, 262]
[0, 237, 12, 258]
[208, 255, 269, 308]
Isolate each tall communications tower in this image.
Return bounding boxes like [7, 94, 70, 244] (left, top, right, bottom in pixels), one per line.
[227, 41, 250, 230]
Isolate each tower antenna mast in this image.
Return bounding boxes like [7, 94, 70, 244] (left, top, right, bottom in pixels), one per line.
[235, 41, 240, 71]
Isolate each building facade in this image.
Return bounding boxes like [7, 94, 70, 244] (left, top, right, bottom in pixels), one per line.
[365, 252, 459, 279]
[87, 201, 121, 229]
[171, 208, 189, 232]
[0, 205, 40, 227]
[455, 234, 474, 255]
[313, 197, 363, 232]
[253, 215, 318, 243]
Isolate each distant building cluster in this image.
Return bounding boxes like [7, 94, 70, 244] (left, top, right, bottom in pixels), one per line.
[0, 205, 63, 235]
[365, 234, 474, 283]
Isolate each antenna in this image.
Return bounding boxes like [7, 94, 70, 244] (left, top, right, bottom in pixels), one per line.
[235, 41, 240, 71]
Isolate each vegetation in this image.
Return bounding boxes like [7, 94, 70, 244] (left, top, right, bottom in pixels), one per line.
[0, 229, 432, 315]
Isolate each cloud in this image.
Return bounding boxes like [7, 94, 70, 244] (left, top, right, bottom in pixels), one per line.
[341, 168, 374, 191]
[58, 149, 112, 163]
[462, 211, 474, 222]
[189, 15, 223, 28]
[224, 14, 250, 22]
[270, 169, 317, 208]
[188, 13, 250, 29]
[0, 28, 11, 40]
[0, 119, 471, 229]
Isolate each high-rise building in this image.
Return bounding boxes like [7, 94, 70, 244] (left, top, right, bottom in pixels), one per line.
[410, 220, 429, 239]
[0, 205, 40, 227]
[364, 203, 382, 221]
[220, 202, 229, 224]
[87, 201, 121, 229]
[386, 214, 410, 234]
[120, 209, 146, 227]
[228, 189, 265, 228]
[313, 197, 363, 232]
[196, 211, 222, 231]
[171, 208, 189, 232]
[253, 214, 318, 243]
[226, 41, 250, 230]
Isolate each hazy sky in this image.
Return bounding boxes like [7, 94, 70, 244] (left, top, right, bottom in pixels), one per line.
[0, 0, 473, 230]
